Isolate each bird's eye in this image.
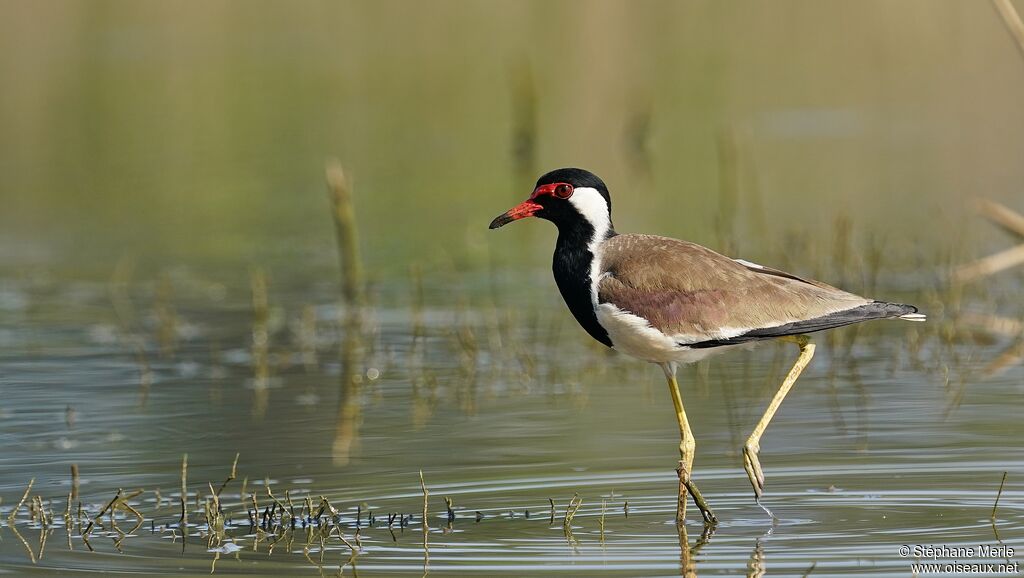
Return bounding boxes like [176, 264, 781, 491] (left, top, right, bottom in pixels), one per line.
[553, 184, 573, 199]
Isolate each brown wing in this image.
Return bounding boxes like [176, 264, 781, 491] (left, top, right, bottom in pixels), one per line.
[596, 234, 872, 345]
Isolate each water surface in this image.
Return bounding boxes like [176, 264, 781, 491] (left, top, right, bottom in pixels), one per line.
[0, 265, 1021, 576]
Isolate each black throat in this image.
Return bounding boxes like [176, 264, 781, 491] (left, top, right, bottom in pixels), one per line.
[552, 219, 615, 348]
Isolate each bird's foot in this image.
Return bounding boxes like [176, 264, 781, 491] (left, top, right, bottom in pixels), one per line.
[743, 442, 777, 520]
[676, 461, 718, 527]
[742, 442, 764, 497]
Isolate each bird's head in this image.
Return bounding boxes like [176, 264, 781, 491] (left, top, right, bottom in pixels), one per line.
[489, 168, 613, 233]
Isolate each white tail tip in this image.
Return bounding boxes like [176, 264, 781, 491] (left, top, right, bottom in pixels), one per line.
[899, 313, 927, 322]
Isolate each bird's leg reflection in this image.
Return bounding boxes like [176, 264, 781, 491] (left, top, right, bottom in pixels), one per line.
[678, 525, 696, 578]
[746, 538, 766, 578]
[678, 521, 715, 577]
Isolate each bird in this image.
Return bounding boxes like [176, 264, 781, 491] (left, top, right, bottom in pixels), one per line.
[489, 167, 925, 526]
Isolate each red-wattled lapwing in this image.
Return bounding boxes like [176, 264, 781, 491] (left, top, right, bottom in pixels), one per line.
[489, 168, 925, 526]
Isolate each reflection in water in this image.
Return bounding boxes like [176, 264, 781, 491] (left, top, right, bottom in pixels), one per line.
[333, 309, 365, 467]
[107, 256, 155, 407]
[8, 523, 36, 565]
[0, 255, 1021, 575]
[154, 273, 179, 359]
[678, 523, 716, 578]
[825, 355, 869, 452]
[0, 458, 1022, 574]
[420, 470, 430, 576]
[250, 267, 271, 419]
[745, 538, 766, 578]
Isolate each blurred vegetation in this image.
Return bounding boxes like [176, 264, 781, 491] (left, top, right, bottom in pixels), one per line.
[2, 0, 1023, 277]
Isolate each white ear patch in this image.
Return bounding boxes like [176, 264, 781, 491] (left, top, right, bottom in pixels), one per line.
[568, 187, 611, 238]
[568, 187, 613, 309]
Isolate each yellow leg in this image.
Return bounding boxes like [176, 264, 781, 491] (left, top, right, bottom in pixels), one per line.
[662, 363, 717, 526]
[742, 335, 815, 516]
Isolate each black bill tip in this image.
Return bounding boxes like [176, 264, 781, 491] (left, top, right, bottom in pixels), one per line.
[488, 213, 513, 229]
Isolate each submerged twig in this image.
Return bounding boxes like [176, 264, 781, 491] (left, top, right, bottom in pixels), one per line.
[444, 496, 455, 524]
[95, 489, 123, 522]
[992, 471, 1009, 520]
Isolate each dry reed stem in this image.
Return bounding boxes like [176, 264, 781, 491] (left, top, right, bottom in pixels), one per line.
[983, 340, 1024, 377]
[266, 485, 287, 517]
[976, 199, 1024, 239]
[180, 454, 188, 535]
[250, 267, 270, 389]
[443, 496, 454, 523]
[954, 244, 1024, 282]
[94, 489, 123, 522]
[419, 470, 430, 572]
[63, 491, 72, 527]
[7, 478, 34, 525]
[715, 128, 739, 255]
[959, 312, 1024, 337]
[120, 491, 144, 520]
[410, 264, 426, 348]
[994, 0, 1024, 58]
[563, 494, 582, 530]
[70, 464, 79, 501]
[509, 61, 537, 183]
[216, 453, 240, 497]
[955, 198, 1024, 282]
[326, 160, 365, 307]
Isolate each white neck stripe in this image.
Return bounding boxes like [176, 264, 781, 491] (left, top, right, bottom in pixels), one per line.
[568, 187, 612, 307]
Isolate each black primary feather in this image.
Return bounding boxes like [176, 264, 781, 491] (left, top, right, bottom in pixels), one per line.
[687, 301, 919, 349]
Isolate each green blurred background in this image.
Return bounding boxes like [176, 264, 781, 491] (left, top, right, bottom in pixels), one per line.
[3, 0, 1023, 276]
[2, 4, 1024, 574]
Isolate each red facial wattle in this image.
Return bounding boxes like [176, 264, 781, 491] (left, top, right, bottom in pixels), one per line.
[488, 182, 574, 229]
[532, 182, 574, 199]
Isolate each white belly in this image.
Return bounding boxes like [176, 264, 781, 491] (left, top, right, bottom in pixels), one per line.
[595, 303, 743, 364]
